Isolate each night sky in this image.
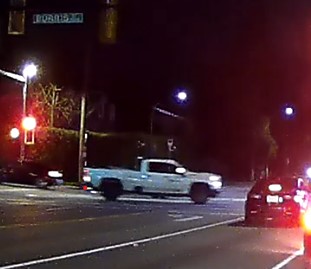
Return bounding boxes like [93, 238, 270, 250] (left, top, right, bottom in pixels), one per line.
[2, 0, 311, 177]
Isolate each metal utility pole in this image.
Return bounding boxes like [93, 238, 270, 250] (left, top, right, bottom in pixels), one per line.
[78, 92, 87, 183]
[78, 43, 91, 183]
[20, 77, 28, 162]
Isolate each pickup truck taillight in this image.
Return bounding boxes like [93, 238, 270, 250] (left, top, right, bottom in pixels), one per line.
[83, 169, 91, 182]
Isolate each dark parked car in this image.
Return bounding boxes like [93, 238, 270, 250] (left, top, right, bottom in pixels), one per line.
[0, 161, 63, 188]
[245, 176, 309, 225]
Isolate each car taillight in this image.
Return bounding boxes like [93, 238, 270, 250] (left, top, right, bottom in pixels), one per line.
[302, 209, 311, 232]
[283, 190, 307, 207]
[249, 193, 261, 199]
[83, 169, 91, 182]
[283, 194, 293, 200]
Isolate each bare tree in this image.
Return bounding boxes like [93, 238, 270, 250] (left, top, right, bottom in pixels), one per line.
[29, 83, 79, 128]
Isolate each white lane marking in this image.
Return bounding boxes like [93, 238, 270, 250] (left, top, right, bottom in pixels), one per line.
[0, 183, 37, 189]
[270, 249, 303, 269]
[168, 214, 184, 218]
[25, 194, 36, 197]
[0, 189, 30, 192]
[0, 217, 243, 269]
[175, 216, 203, 222]
[46, 207, 74, 212]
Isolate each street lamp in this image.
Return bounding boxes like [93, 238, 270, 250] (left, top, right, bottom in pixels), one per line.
[282, 104, 296, 175]
[20, 63, 37, 162]
[22, 63, 37, 79]
[22, 63, 37, 116]
[285, 106, 294, 117]
[176, 90, 188, 102]
[150, 90, 189, 135]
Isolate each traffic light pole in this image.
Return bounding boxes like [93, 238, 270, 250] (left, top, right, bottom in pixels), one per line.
[20, 77, 28, 162]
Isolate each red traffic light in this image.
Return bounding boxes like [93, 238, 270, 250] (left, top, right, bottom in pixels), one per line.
[21, 116, 37, 131]
[10, 128, 20, 139]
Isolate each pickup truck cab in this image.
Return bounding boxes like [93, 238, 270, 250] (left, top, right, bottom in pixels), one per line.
[83, 158, 222, 204]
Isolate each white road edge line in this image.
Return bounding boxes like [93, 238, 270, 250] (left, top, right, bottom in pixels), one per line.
[270, 249, 303, 269]
[0, 217, 243, 269]
[175, 216, 203, 222]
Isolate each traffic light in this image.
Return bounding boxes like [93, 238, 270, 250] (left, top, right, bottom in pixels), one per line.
[9, 128, 20, 139]
[98, 0, 118, 44]
[8, 0, 26, 35]
[21, 116, 36, 145]
[22, 116, 36, 131]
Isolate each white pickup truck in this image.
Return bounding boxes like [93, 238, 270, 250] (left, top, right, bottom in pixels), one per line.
[83, 158, 222, 204]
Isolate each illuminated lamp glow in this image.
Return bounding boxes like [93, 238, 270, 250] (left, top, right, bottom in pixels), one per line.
[209, 175, 221, 181]
[177, 91, 187, 101]
[48, 171, 63, 178]
[285, 107, 294, 116]
[302, 209, 311, 232]
[268, 184, 282, 192]
[175, 167, 186, 174]
[23, 63, 37, 79]
[10, 128, 20, 139]
[21, 116, 37, 131]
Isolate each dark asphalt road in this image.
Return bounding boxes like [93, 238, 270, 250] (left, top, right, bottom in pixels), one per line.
[0, 183, 307, 269]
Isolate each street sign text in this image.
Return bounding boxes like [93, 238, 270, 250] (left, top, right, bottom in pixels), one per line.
[33, 13, 84, 24]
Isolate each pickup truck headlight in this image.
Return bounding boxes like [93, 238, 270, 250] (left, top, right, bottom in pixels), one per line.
[210, 181, 222, 189]
[209, 175, 221, 181]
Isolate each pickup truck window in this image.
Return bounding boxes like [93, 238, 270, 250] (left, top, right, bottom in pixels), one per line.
[149, 163, 177, 174]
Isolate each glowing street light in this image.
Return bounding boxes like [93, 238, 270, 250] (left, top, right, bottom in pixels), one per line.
[285, 106, 294, 116]
[306, 167, 311, 178]
[22, 63, 37, 79]
[10, 128, 20, 139]
[176, 90, 187, 102]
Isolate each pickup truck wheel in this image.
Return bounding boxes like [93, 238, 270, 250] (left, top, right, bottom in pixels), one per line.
[100, 180, 123, 201]
[104, 193, 118, 201]
[190, 184, 209, 204]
